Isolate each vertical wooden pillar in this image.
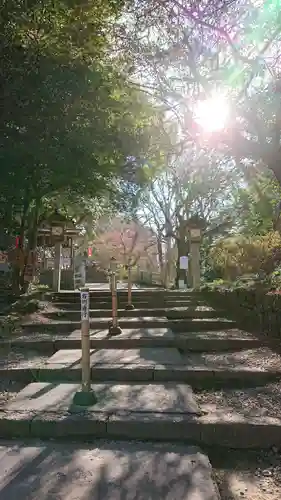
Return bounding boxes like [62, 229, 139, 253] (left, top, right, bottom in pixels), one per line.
[53, 242, 61, 292]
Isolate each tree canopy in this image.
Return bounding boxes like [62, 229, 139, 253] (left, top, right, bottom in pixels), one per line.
[0, 0, 167, 238]
[3, 0, 281, 291]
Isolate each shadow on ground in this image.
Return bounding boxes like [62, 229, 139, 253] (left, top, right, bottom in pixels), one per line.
[0, 440, 217, 500]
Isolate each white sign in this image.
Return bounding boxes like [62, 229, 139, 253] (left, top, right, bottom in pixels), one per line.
[80, 290, 89, 321]
[179, 256, 189, 270]
[178, 279, 185, 289]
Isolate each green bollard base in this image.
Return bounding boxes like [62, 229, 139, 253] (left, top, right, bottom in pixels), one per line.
[125, 303, 135, 310]
[108, 324, 123, 336]
[72, 390, 98, 407]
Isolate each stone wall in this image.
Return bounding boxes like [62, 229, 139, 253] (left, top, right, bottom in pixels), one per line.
[202, 288, 281, 338]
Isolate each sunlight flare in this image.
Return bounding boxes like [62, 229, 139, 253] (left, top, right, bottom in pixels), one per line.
[194, 93, 229, 132]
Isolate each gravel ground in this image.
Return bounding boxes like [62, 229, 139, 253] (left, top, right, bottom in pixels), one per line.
[184, 347, 281, 371]
[0, 347, 49, 409]
[0, 347, 49, 370]
[0, 380, 25, 407]
[196, 382, 281, 419]
[210, 448, 281, 500]
[23, 300, 60, 324]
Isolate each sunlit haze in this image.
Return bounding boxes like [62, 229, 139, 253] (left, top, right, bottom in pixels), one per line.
[194, 94, 229, 132]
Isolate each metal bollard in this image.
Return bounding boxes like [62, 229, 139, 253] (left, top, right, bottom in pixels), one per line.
[125, 265, 135, 310]
[108, 271, 122, 336]
[72, 288, 97, 406]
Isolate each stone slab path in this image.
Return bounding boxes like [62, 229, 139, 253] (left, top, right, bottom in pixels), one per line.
[68, 326, 174, 339]
[45, 347, 184, 368]
[3, 288, 281, 497]
[0, 440, 219, 500]
[6, 381, 201, 414]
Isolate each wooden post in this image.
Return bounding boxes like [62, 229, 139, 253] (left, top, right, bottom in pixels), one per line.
[108, 271, 122, 336]
[125, 265, 134, 310]
[72, 287, 97, 406]
[80, 288, 90, 392]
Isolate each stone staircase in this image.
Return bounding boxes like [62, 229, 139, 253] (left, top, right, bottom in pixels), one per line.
[2, 288, 281, 498]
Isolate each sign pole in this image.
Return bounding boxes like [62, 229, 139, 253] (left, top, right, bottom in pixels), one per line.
[81, 288, 91, 392]
[108, 270, 122, 336]
[72, 288, 97, 406]
[125, 265, 134, 310]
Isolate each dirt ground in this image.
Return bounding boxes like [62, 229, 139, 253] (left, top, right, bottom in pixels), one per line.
[195, 382, 281, 419]
[210, 448, 281, 500]
[0, 347, 49, 408]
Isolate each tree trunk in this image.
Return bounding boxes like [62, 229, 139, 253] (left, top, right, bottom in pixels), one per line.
[12, 196, 29, 295]
[20, 197, 41, 291]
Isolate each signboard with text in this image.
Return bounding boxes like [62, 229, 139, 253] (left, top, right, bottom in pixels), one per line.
[80, 290, 89, 321]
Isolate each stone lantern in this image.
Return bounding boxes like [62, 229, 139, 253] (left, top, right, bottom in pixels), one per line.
[37, 211, 80, 291]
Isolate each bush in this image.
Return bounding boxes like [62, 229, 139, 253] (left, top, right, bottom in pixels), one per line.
[208, 231, 281, 281]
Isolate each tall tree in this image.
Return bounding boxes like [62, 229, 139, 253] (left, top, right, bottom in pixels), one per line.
[115, 0, 281, 182]
[93, 218, 158, 269]
[136, 151, 237, 285]
[0, 0, 168, 291]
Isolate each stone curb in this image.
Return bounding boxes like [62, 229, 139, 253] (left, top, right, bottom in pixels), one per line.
[0, 366, 280, 386]
[0, 409, 281, 448]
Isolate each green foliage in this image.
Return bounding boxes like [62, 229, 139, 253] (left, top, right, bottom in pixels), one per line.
[233, 173, 281, 236]
[0, 0, 165, 240]
[208, 231, 281, 281]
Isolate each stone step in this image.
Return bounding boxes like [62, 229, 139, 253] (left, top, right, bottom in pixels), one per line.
[171, 318, 236, 332]
[44, 307, 219, 321]
[22, 317, 235, 334]
[52, 301, 162, 310]
[1, 381, 281, 449]
[167, 307, 218, 319]
[52, 298, 202, 310]
[53, 291, 202, 304]
[0, 440, 220, 500]
[22, 317, 171, 333]
[53, 291, 165, 302]
[4, 347, 277, 386]
[7, 328, 263, 353]
[44, 308, 169, 320]
[165, 299, 206, 306]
